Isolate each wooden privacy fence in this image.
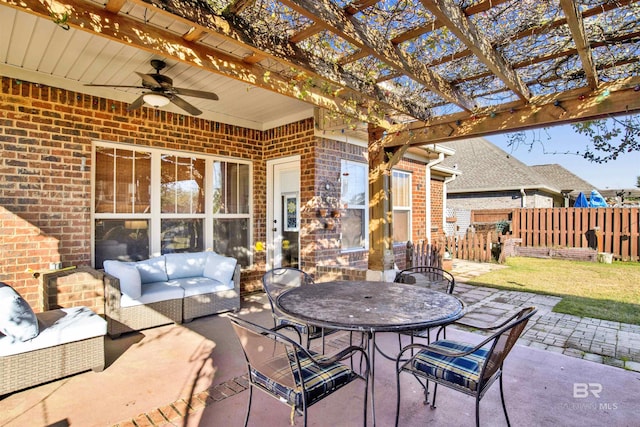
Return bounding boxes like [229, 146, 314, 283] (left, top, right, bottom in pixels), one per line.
[405, 240, 442, 268]
[511, 207, 640, 261]
[443, 232, 495, 263]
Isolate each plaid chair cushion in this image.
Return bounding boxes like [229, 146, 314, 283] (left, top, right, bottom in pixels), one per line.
[276, 317, 332, 339]
[412, 340, 489, 392]
[250, 349, 355, 408]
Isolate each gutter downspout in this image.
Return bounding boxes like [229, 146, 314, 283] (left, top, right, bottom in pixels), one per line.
[425, 151, 445, 244]
[520, 188, 527, 208]
[443, 174, 457, 240]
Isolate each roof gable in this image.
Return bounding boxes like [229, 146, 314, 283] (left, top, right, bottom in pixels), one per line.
[439, 137, 559, 193]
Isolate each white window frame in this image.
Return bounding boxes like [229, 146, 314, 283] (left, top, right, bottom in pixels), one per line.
[392, 169, 412, 243]
[340, 159, 369, 251]
[92, 141, 253, 265]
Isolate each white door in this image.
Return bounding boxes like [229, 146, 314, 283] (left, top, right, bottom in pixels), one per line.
[266, 157, 301, 270]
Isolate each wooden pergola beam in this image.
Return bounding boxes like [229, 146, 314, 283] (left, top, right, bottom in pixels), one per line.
[382, 77, 640, 147]
[131, 0, 429, 120]
[421, 0, 531, 102]
[560, 0, 598, 90]
[279, 0, 476, 111]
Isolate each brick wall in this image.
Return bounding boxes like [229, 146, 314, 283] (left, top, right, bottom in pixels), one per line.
[0, 77, 266, 308]
[0, 76, 447, 310]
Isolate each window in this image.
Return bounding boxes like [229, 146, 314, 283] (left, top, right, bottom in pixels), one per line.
[340, 160, 368, 250]
[212, 161, 251, 267]
[94, 146, 151, 265]
[392, 170, 412, 243]
[93, 143, 252, 268]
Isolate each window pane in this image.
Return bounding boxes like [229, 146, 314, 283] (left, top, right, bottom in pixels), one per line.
[94, 219, 149, 268]
[213, 218, 250, 267]
[95, 147, 151, 214]
[341, 162, 366, 206]
[161, 155, 205, 214]
[95, 147, 114, 213]
[393, 210, 410, 242]
[341, 208, 365, 249]
[213, 161, 250, 214]
[161, 219, 203, 254]
[392, 171, 411, 207]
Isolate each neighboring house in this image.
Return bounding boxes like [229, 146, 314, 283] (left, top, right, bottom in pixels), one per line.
[530, 164, 596, 206]
[439, 137, 598, 210]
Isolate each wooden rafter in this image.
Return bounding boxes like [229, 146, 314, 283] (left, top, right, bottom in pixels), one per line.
[382, 76, 640, 148]
[560, 0, 598, 90]
[226, 0, 257, 14]
[344, 0, 380, 16]
[289, 23, 323, 43]
[278, 0, 475, 111]
[418, 1, 637, 76]
[131, 0, 428, 120]
[421, 0, 531, 102]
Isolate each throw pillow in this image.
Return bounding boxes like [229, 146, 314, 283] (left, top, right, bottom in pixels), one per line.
[0, 282, 39, 341]
[134, 257, 168, 283]
[104, 261, 142, 299]
[204, 252, 237, 285]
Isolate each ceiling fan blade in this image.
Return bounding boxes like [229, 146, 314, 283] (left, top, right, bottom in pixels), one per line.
[126, 94, 146, 111]
[169, 95, 203, 116]
[84, 84, 146, 89]
[135, 71, 162, 89]
[173, 87, 219, 101]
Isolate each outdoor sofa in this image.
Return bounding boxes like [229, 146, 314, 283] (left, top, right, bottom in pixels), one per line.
[103, 251, 240, 337]
[0, 282, 106, 395]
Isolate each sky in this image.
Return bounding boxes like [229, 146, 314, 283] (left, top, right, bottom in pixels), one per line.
[486, 121, 640, 191]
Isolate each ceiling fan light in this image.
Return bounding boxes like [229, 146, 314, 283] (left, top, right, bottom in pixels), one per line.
[143, 93, 170, 107]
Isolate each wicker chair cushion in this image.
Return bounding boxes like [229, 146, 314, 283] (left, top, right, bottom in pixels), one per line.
[203, 252, 237, 285]
[170, 277, 234, 297]
[103, 261, 142, 299]
[250, 349, 355, 408]
[0, 283, 39, 342]
[165, 252, 209, 280]
[120, 281, 185, 307]
[0, 306, 106, 357]
[412, 340, 489, 392]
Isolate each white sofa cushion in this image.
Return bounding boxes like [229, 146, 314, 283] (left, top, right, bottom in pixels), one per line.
[135, 256, 168, 284]
[203, 252, 237, 286]
[0, 306, 106, 357]
[120, 281, 185, 307]
[172, 277, 234, 297]
[165, 252, 209, 280]
[0, 283, 39, 342]
[103, 261, 142, 299]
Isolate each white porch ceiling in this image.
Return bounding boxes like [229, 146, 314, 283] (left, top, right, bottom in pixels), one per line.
[0, 4, 314, 131]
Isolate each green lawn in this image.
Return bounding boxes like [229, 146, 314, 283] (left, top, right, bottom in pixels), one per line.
[466, 257, 640, 325]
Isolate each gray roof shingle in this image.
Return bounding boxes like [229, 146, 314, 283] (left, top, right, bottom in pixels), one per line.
[438, 138, 598, 195]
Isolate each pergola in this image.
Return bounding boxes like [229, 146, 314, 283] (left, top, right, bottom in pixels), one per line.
[3, 0, 640, 271]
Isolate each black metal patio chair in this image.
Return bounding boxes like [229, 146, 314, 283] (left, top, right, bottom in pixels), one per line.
[262, 267, 338, 352]
[395, 306, 537, 427]
[394, 266, 456, 347]
[228, 314, 369, 427]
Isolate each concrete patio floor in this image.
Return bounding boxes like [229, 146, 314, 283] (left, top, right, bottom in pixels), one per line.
[1, 261, 639, 426]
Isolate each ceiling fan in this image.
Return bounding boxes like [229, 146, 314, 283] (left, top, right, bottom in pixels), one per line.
[85, 59, 219, 116]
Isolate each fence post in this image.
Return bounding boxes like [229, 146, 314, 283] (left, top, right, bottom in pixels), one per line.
[406, 241, 414, 268]
[594, 226, 603, 253]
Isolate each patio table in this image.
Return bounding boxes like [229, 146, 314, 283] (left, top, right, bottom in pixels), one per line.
[275, 280, 466, 426]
